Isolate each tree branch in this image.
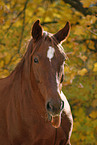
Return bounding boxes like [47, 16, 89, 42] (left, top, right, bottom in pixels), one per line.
[5, 0, 29, 34]
[41, 20, 58, 26]
[18, 0, 29, 54]
[62, 0, 94, 16]
[0, 42, 6, 46]
[76, 38, 97, 52]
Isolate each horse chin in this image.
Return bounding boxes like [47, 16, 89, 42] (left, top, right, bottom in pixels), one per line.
[48, 113, 62, 128]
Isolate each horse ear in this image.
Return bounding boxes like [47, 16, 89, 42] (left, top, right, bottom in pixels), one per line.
[53, 22, 70, 43]
[32, 20, 43, 41]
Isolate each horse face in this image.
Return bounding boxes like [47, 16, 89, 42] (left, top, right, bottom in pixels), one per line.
[31, 20, 70, 128]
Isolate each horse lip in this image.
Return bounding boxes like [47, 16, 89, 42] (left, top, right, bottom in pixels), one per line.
[48, 112, 62, 128]
[48, 113, 52, 122]
[47, 111, 62, 122]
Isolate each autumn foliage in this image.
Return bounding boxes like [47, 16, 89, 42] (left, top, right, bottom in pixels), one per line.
[0, 0, 97, 144]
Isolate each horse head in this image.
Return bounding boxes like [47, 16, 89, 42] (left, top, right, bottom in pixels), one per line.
[30, 20, 70, 128]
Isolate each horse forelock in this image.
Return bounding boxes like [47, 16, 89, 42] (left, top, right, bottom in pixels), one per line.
[43, 31, 67, 57]
[28, 31, 66, 57]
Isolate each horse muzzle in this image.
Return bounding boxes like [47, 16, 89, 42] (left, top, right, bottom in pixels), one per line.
[46, 100, 64, 128]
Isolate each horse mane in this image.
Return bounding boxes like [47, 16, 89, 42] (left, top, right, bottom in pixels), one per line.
[7, 38, 33, 79]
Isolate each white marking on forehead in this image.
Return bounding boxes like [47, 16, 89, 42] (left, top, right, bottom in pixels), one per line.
[47, 46, 55, 62]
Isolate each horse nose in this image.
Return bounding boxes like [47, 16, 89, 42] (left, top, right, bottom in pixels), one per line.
[46, 100, 64, 114]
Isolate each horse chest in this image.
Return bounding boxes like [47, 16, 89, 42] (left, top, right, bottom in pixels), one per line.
[24, 126, 66, 145]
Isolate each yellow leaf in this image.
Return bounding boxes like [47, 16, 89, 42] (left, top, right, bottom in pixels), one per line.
[87, 59, 94, 70]
[81, 0, 96, 8]
[78, 68, 88, 76]
[64, 66, 70, 73]
[0, 17, 4, 24]
[92, 99, 97, 108]
[74, 26, 85, 35]
[80, 55, 87, 62]
[0, 60, 4, 67]
[26, 9, 33, 17]
[0, 69, 9, 78]
[93, 62, 97, 72]
[89, 111, 97, 119]
[14, 20, 22, 27]
[38, 7, 45, 14]
[44, 16, 52, 22]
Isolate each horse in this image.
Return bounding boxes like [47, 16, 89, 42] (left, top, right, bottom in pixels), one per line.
[0, 20, 73, 145]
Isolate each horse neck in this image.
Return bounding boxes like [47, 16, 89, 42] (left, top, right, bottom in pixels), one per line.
[5, 39, 46, 136]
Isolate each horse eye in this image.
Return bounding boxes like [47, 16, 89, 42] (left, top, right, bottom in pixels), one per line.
[60, 74, 64, 83]
[34, 58, 39, 63]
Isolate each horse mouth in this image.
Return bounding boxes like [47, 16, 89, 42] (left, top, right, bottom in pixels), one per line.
[48, 113, 61, 128]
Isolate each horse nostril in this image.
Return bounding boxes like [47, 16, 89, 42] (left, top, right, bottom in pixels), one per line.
[60, 101, 64, 110]
[47, 102, 53, 112]
[46, 100, 64, 113]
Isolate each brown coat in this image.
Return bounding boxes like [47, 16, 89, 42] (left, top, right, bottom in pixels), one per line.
[0, 20, 73, 145]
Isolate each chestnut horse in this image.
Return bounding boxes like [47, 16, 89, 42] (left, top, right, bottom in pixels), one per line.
[0, 20, 73, 145]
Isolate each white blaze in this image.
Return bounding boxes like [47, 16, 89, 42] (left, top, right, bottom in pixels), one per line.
[56, 72, 73, 140]
[60, 91, 73, 141]
[60, 91, 71, 115]
[47, 46, 55, 62]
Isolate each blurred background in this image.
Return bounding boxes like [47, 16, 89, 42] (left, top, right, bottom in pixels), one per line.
[0, 0, 97, 144]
